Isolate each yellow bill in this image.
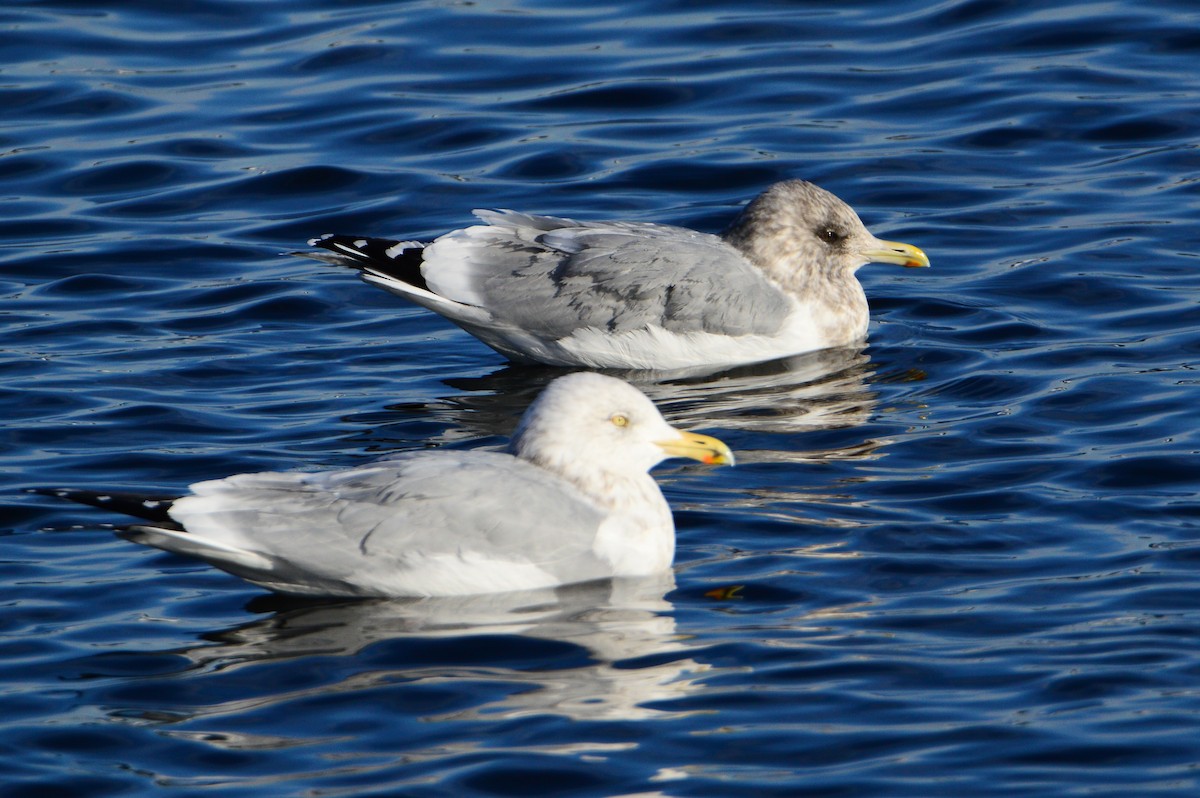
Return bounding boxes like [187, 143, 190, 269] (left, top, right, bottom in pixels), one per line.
[656, 430, 735, 466]
[863, 239, 930, 268]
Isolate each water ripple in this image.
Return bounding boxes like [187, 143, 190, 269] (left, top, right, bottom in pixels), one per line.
[5, 0, 1200, 795]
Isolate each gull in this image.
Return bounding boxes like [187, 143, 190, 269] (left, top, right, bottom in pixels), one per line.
[304, 179, 928, 370]
[39, 373, 733, 598]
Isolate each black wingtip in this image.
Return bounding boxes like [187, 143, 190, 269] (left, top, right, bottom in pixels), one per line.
[33, 487, 180, 524]
[307, 235, 430, 292]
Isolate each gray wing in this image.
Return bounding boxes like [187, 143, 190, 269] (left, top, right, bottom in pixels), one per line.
[160, 451, 612, 596]
[422, 211, 793, 340]
[326, 451, 606, 562]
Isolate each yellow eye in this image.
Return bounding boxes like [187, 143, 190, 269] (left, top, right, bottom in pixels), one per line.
[610, 413, 629, 427]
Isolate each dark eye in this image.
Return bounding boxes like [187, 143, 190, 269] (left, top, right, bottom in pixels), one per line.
[818, 228, 844, 245]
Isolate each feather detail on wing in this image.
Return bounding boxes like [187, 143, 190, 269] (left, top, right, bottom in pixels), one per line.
[418, 211, 793, 339]
[156, 451, 613, 595]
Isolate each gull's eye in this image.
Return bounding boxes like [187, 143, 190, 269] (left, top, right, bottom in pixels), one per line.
[818, 227, 845, 245]
[610, 413, 629, 428]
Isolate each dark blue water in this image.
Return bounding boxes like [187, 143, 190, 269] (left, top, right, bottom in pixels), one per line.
[5, 0, 1200, 794]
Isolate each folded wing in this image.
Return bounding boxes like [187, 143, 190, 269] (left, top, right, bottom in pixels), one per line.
[422, 211, 793, 340]
[153, 451, 612, 597]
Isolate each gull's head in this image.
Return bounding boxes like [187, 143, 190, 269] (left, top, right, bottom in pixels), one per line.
[724, 179, 929, 280]
[509, 373, 734, 479]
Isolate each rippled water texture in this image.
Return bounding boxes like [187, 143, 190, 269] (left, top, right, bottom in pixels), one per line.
[4, 1, 1200, 795]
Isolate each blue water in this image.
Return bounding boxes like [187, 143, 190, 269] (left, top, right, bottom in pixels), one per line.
[5, 0, 1200, 794]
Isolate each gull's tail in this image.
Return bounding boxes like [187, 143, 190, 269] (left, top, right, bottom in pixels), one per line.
[31, 487, 179, 525]
[301, 234, 430, 292]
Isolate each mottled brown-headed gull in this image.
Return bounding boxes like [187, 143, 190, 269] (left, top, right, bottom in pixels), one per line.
[41, 373, 733, 598]
[305, 180, 929, 370]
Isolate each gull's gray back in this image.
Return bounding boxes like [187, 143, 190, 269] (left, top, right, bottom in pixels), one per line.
[423, 212, 793, 340]
[170, 451, 614, 593]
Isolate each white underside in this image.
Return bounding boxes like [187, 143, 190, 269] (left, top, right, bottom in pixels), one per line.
[363, 272, 853, 370]
[546, 315, 833, 370]
[132, 524, 578, 598]
[265, 554, 566, 598]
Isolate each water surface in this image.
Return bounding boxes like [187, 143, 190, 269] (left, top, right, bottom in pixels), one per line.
[4, 1, 1200, 795]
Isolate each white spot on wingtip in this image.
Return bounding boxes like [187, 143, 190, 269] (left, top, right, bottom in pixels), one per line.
[353, 239, 368, 248]
[384, 243, 409, 259]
